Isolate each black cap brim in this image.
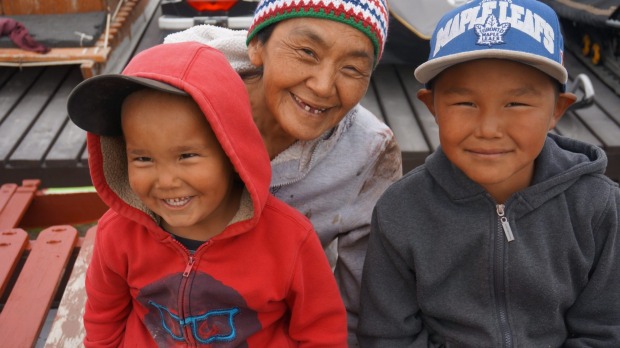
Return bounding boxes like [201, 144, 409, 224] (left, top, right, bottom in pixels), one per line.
[67, 75, 187, 136]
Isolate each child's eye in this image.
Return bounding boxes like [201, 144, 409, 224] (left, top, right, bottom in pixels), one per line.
[180, 153, 198, 160]
[129, 156, 152, 167]
[454, 101, 475, 107]
[506, 102, 528, 107]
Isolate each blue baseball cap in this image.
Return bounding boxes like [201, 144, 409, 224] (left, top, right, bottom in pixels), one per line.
[414, 0, 567, 91]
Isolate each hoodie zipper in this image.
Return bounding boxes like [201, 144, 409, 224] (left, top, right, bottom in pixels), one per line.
[494, 204, 514, 348]
[176, 240, 211, 344]
[179, 254, 197, 344]
[183, 256, 196, 277]
[496, 204, 515, 242]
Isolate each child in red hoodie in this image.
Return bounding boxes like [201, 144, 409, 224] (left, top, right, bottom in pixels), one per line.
[67, 42, 347, 347]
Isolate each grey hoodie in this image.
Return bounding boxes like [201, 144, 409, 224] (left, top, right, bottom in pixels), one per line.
[359, 133, 620, 347]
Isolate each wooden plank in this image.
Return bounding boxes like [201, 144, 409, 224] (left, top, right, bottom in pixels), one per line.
[81, 143, 90, 164]
[373, 65, 430, 153]
[9, 68, 83, 167]
[19, 189, 106, 229]
[44, 226, 97, 348]
[552, 71, 603, 146]
[0, 179, 40, 230]
[0, 166, 92, 188]
[560, 52, 620, 154]
[0, 0, 108, 14]
[80, 60, 97, 79]
[0, 66, 15, 85]
[362, 80, 386, 124]
[554, 111, 603, 147]
[0, 225, 78, 348]
[0, 67, 41, 124]
[45, 117, 88, 166]
[564, 51, 620, 125]
[130, 2, 167, 57]
[397, 65, 441, 150]
[372, 65, 431, 172]
[0, 66, 70, 163]
[0, 228, 28, 296]
[0, 183, 18, 214]
[99, 0, 160, 75]
[0, 47, 110, 64]
[572, 105, 620, 153]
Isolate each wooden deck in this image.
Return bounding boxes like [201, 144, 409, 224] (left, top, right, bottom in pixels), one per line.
[0, 11, 619, 186]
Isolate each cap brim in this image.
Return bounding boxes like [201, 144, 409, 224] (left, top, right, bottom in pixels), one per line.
[67, 75, 187, 136]
[414, 50, 568, 87]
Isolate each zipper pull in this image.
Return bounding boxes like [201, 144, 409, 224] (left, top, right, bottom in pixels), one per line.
[183, 256, 195, 277]
[496, 204, 515, 242]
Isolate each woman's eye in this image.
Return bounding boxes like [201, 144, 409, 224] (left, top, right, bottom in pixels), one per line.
[300, 48, 316, 58]
[343, 66, 363, 76]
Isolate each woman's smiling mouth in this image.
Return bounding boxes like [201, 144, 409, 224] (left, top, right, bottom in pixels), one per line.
[292, 94, 328, 114]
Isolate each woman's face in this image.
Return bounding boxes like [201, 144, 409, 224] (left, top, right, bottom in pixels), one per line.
[248, 17, 374, 141]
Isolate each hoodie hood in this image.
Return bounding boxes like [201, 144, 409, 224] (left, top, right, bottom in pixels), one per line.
[77, 42, 271, 237]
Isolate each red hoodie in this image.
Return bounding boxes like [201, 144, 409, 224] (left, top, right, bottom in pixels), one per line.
[82, 42, 347, 347]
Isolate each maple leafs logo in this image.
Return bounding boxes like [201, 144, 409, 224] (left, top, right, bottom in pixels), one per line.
[474, 14, 511, 46]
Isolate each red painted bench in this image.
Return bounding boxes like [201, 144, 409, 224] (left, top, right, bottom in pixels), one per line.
[0, 179, 106, 346]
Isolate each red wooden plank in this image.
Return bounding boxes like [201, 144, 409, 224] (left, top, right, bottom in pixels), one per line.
[0, 179, 40, 229]
[45, 225, 97, 347]
[0, 228, 28, 295]
[0, 225, 78, 348]
[19, 189, 106, 229]
[0, 183, 18, 214]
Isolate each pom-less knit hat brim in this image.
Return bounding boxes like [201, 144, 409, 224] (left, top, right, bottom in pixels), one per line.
[246, 0, 389, 65]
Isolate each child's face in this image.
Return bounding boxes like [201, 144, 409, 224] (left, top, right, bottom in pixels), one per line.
[121, 90, 240, 240]
[418, 59, 576, 203]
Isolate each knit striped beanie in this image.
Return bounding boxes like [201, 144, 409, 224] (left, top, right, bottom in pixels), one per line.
[246, 0, 389, 65]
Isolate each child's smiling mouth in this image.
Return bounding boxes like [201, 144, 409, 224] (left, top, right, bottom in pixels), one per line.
[467, 148, 512, 158]
[163, 196, 193, 207]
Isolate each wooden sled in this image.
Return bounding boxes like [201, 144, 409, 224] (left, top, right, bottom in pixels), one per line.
[0, 0, 159, 78]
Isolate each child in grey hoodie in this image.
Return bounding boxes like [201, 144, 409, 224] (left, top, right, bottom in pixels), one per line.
[358, 0, 620, 346]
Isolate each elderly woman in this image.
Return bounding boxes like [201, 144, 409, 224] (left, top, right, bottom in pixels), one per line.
[165, 0, 401, 344]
